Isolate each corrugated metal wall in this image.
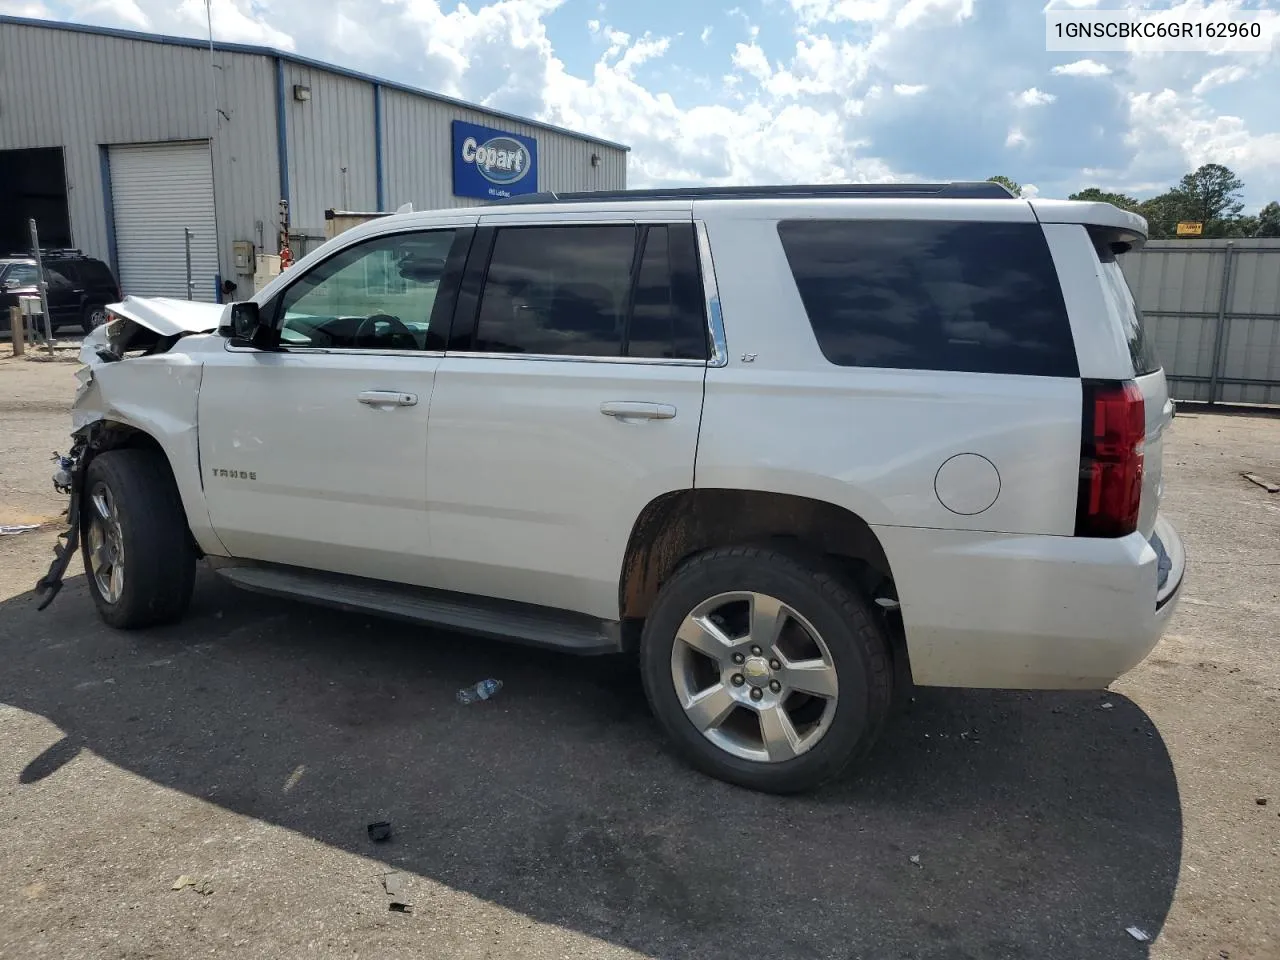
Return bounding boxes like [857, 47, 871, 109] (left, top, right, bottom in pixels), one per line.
[381, 89, 627, 211]
[1121, 239, 1280, 405]
[1, 18, 628, 292]
[283, 63, 378, 232]
[0, 21, 276, 288]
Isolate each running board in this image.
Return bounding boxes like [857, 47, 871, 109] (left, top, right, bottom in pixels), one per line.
[213, 564, 623, 655]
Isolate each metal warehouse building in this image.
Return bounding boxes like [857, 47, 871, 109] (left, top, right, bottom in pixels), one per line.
[0, 16, 628, 302]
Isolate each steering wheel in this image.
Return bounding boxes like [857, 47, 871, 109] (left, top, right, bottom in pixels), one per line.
[354, 314, 417, 351]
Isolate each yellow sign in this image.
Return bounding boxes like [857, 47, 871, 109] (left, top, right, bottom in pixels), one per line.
[1176, 221, 1203, 236]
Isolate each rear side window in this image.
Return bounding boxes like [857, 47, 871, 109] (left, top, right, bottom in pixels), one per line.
[1090, 234, 1160, 376]
[469, 223, 707, 359]
[777, 220, 1079, 377]
[78, 260, 118, 289]
[627, 226, 709, 360]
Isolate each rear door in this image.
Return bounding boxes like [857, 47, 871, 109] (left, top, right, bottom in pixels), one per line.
[42, 263, 80, 325]
[422, 214, 709, 621]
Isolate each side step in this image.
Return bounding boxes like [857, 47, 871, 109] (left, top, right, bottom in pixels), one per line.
[213, 564, 623, 655]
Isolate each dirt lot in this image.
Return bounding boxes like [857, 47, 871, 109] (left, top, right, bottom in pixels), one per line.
[0, 354, 1277, 960]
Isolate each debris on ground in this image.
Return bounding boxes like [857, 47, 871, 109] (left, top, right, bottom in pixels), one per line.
[282, 764, 306, 793]
[908, 855, 921, 866]
[0, 524, 40, 536]
[1257, 798, 1268, 806]
[1125, 926, 1150, 942]
[1100, 701, 1115, 710]
[367, 821, 392, 843]
[383, 872, 405, 897]
[457, 678, 503, 704]
[1241, 472, 1280, 493]
[388, 902, 413, 913]
[171, 875, 213, 894]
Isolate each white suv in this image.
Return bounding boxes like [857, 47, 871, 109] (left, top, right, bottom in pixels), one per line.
[36, 182, 1185, 794]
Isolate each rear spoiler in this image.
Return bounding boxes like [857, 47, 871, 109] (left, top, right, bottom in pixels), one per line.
[1030, 199, 1148, 253]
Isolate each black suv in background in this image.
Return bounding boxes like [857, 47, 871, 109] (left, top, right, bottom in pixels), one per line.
[0, 250, 121, 337]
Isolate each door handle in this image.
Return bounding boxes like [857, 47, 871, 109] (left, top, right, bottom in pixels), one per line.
[358, 390, 418, 407]
[600, 401, 676, 421]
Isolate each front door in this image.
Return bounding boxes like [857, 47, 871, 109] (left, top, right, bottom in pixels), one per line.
[198, 223, 472, 585]
[423, 217, 710, 621]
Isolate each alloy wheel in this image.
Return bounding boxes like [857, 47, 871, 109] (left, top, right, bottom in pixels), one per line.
[86, 483, 125, 603]
[670, 591, 839, 763]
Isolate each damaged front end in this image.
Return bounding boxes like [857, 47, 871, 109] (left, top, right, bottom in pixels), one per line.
[33, 299, 220, 609]
[33, 430, 97, 610]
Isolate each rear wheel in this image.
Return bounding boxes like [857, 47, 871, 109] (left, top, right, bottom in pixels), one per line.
[80, 304, 108, 335]
[640, 546, 892, 794]
[80, 449, 196, 628]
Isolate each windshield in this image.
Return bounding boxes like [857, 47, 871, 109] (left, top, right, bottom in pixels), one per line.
[1, 262, 40, 287]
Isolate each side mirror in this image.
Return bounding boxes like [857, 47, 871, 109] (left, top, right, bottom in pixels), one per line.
[219, 301, 261, 341]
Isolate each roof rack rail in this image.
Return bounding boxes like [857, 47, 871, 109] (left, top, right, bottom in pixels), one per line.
[489, 182, 1016, 205]
[5, 247, 85, 259]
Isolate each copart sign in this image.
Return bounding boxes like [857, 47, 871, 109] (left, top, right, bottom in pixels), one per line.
[452, 121, 538, 200]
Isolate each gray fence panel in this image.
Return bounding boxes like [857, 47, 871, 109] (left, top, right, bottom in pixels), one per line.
[1119, 239, 1280, 405]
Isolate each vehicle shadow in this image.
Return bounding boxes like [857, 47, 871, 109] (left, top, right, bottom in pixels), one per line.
[1, 571, 1181, 959]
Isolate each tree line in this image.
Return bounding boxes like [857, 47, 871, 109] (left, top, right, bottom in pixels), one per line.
[985, 167, 1280, 239]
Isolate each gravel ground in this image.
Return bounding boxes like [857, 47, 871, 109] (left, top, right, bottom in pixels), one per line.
[0, 355, 1276, 960]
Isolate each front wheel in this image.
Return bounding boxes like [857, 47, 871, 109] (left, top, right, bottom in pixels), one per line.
[80, 449, 196, 628]
[640, 546, 892, 794]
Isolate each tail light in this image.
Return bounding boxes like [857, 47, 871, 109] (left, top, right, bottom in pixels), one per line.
[1075, 380, 1145, 538]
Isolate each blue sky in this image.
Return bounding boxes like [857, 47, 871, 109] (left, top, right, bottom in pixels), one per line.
[7, 0, 1280, 208]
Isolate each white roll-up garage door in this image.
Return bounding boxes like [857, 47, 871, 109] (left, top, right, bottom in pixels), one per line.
[109, 141, 219, 302]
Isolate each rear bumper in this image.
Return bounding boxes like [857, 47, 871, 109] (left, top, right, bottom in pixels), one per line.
[875, 517, 1185, 690]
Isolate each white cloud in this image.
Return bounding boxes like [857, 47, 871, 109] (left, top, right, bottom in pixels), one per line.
[1126, 87, 1280, 184]
[1005, 127, 1027, 147]
[730, 42, 772, 82]
[892, 82, 927, 95]
[699, 25, 712, 44]
[614, 33, 670, 78]
[1192, 64, 1249, 96]
[893, 0, 973, 29]
[176, 0, 292, 48]
[1015, 87, 1056, 107]
[0, 0, 54, 14]
[1019, 183, 1040, 198]
[1051, 59, 1111, 77]
[788, 0, 894, 23]
[586, 18, 599, 33]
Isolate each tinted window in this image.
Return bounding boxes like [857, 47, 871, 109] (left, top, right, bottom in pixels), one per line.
[1093, 243, 1160, 376]
[777, 220, 1078, 377]
[473, 225, 635, 356]
[626, 226, 709, 360]
[44, 267, 74, 290]
[78, 260, 118, 289]
[277, 230, 456, 351]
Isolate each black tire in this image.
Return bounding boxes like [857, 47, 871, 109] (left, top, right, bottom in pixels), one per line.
[80, 448, 196, 628]
[80, 303, 108, 335]
[639, 546, 892, 794]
